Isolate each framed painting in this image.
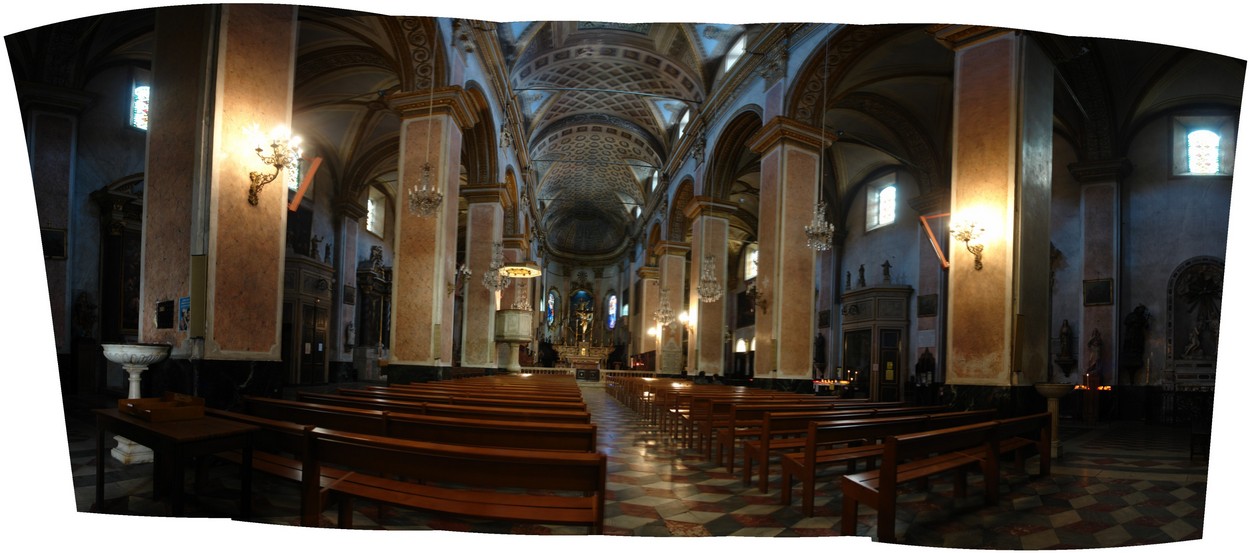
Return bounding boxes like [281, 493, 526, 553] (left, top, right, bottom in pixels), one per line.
[1083, 278, 1114, 306]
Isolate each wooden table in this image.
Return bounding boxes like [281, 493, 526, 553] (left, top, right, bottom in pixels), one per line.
[93, 408, 259, 519]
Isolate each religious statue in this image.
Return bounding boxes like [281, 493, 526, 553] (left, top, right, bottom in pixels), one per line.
[324, 241, 333, 264]
[1086, 328, 1102, 375]
[882, 260, 893, 284]
[857, 264, 866, 288]
[845, 271, 851, 289]
[1121, 304, 1151, 372]
[1055, 319, 1077, 376]
[577, 309, 594, 342]
[369, 245, 384, 269]
[310, 234, 323, 258]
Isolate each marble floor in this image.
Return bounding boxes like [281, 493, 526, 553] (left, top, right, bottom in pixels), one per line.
[60, 381, 1210, 549]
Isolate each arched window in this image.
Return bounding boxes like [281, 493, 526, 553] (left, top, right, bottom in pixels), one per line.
[866, 175, 897, 231]
[607, 294, 618, 329]
[366, 185, 388, 238]
[1187, 129, 1220, 174]
[743, 243, 759, 282]
[546, 289, 560, 326]
[130, 85, 150, 131]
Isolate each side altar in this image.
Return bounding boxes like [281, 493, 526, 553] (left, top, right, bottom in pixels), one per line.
[555, 342, 614, 369]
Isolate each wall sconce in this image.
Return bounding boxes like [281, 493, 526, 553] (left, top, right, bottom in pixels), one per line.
[950, 218, 985, 270]
[247, 125, 303, 206]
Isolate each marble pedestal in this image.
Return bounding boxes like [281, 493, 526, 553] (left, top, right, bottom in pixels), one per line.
[1035, 382, 1075, 458]
[101, 344, 171, 465]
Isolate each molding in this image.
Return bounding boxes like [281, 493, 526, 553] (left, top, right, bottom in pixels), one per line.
[388, 85, 481, 130]
[749, 116, 829, 154]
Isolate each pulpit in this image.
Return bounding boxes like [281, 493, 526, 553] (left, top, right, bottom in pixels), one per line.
[495, 309, 534, 372]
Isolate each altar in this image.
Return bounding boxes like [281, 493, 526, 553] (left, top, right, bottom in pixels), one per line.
[555, 342, 614, 369]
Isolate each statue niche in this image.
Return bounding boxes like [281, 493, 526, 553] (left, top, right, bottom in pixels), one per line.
[1167, 257, 1222, 391]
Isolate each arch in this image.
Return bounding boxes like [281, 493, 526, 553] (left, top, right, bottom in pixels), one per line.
[460, 84, 498, 186]
[706, 108, 764, 202]
[1167, 256, 1224, 367]
[667, 178, 695, 241]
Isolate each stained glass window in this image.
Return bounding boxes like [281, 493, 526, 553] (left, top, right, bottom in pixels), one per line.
[130, 85, 150, 130]
[546, 290, 558, 326]
[607, 294, 618, 329]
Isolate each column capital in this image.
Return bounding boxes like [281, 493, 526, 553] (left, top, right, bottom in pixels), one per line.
[655, 240, 691, 257]
[1068, 158, 1133, 184]
[636, 265, 660, 281]
[388, 85, 480, 130]
[462, 183, 506, 204]
[685, 195, 738, 220]
[749, 116, 832, 155]
[925, 25, 1016, 51]
[334, 198, 368, 221]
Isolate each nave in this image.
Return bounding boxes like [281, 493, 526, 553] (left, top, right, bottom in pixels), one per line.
[62, 381, 1206, 547]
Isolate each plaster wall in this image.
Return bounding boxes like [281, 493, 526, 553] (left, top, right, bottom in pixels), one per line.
[1120, 116, 1234, 385]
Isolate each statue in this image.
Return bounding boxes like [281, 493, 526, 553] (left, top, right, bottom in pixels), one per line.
[1055, 319, 1077, 376]
[577, 309, 594, 342]
[310, 234, 323, 258]
[1086, 328, 1102, 375]
[857, 264, 866, 288]
[324, 241, 333, 264]
[845, 271, 851, 289]
[1121, 304, 1150, 371]
[369, 245, 384, 269]
[882, 260, 892, 284]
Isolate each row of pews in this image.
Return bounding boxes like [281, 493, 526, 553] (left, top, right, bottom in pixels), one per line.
[605, 374, 1051, 542]
[204, 373, 607, 533]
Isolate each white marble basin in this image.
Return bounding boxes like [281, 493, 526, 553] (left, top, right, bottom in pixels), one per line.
[1034, 382, 1076, 399]
[102, 343, 170, 367]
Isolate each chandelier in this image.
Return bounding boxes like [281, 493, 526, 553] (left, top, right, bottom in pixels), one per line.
[654, 287, 676, 326]
[806, 38, 835, 252]
[697, 255, 723, 302]
[481, 241, 512, 292]
[805, 202, 835, 251]
[408, 76, 442, 217]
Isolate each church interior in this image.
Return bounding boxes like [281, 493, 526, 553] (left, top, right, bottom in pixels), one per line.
[4, 2, 1247, 550]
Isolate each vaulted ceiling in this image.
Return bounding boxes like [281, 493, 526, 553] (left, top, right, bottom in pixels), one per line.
[494, 22, 749, 263]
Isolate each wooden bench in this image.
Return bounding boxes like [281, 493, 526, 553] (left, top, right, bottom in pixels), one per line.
[243, 396, 598, 452]
[341, 387, 588, 410]
[294, 391, 593, 424]
[306, 427, 607, 532]
[839, 412, 1051, 541]
[740, 405, 951, 491]
[712, 402, 905, 472]
[777, 409, 997, 516]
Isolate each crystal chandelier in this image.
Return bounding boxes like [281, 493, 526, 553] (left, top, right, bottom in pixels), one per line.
[654, 287, 676, 326]
[408, 76, 442, 217]
[805, 201, 835, 251]
[697, 255, 723, 302]
[806, 38, 835, 252]
[481, 241, 512, 292]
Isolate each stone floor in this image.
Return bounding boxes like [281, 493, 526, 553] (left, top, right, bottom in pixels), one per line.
[57, 381, 1212, 549]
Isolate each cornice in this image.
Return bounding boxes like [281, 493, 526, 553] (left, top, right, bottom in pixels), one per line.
[749, 116, 830, 154]
[387, 86, 481, 130]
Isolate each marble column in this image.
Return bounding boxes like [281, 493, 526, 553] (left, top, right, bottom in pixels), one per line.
[385, 87, 477, 373]
[332, 199, 366, 366]
[656, 242, 690, 373]
[686, 197, 735, 376]
[17, 83, 91, 356]
[460, 185, 505, 369]
[748, 117, 826, 381]
[1071, 160, 1130, 384]
[934, 27, 1054, 387]
[143, 4, 298, 362]
[635, 266, 660, 360]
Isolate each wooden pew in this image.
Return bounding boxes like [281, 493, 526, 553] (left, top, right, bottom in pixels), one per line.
[740, 405, 951, 491]
[306, 427, 607, 533]
[294, 391, 593, 424]
[713, 401, 907, 472]
[839, 412, 1051, 541]
[777, 409, 997, 516]
[340, 387, 588, 411]
[242, 396, 598, 452]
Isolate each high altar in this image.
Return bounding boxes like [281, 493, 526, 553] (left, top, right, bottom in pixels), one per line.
[555, 342, 614, 369]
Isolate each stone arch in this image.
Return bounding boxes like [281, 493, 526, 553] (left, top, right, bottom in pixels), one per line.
[460, 84, 498, 186]
[668, 179, 695, 242]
